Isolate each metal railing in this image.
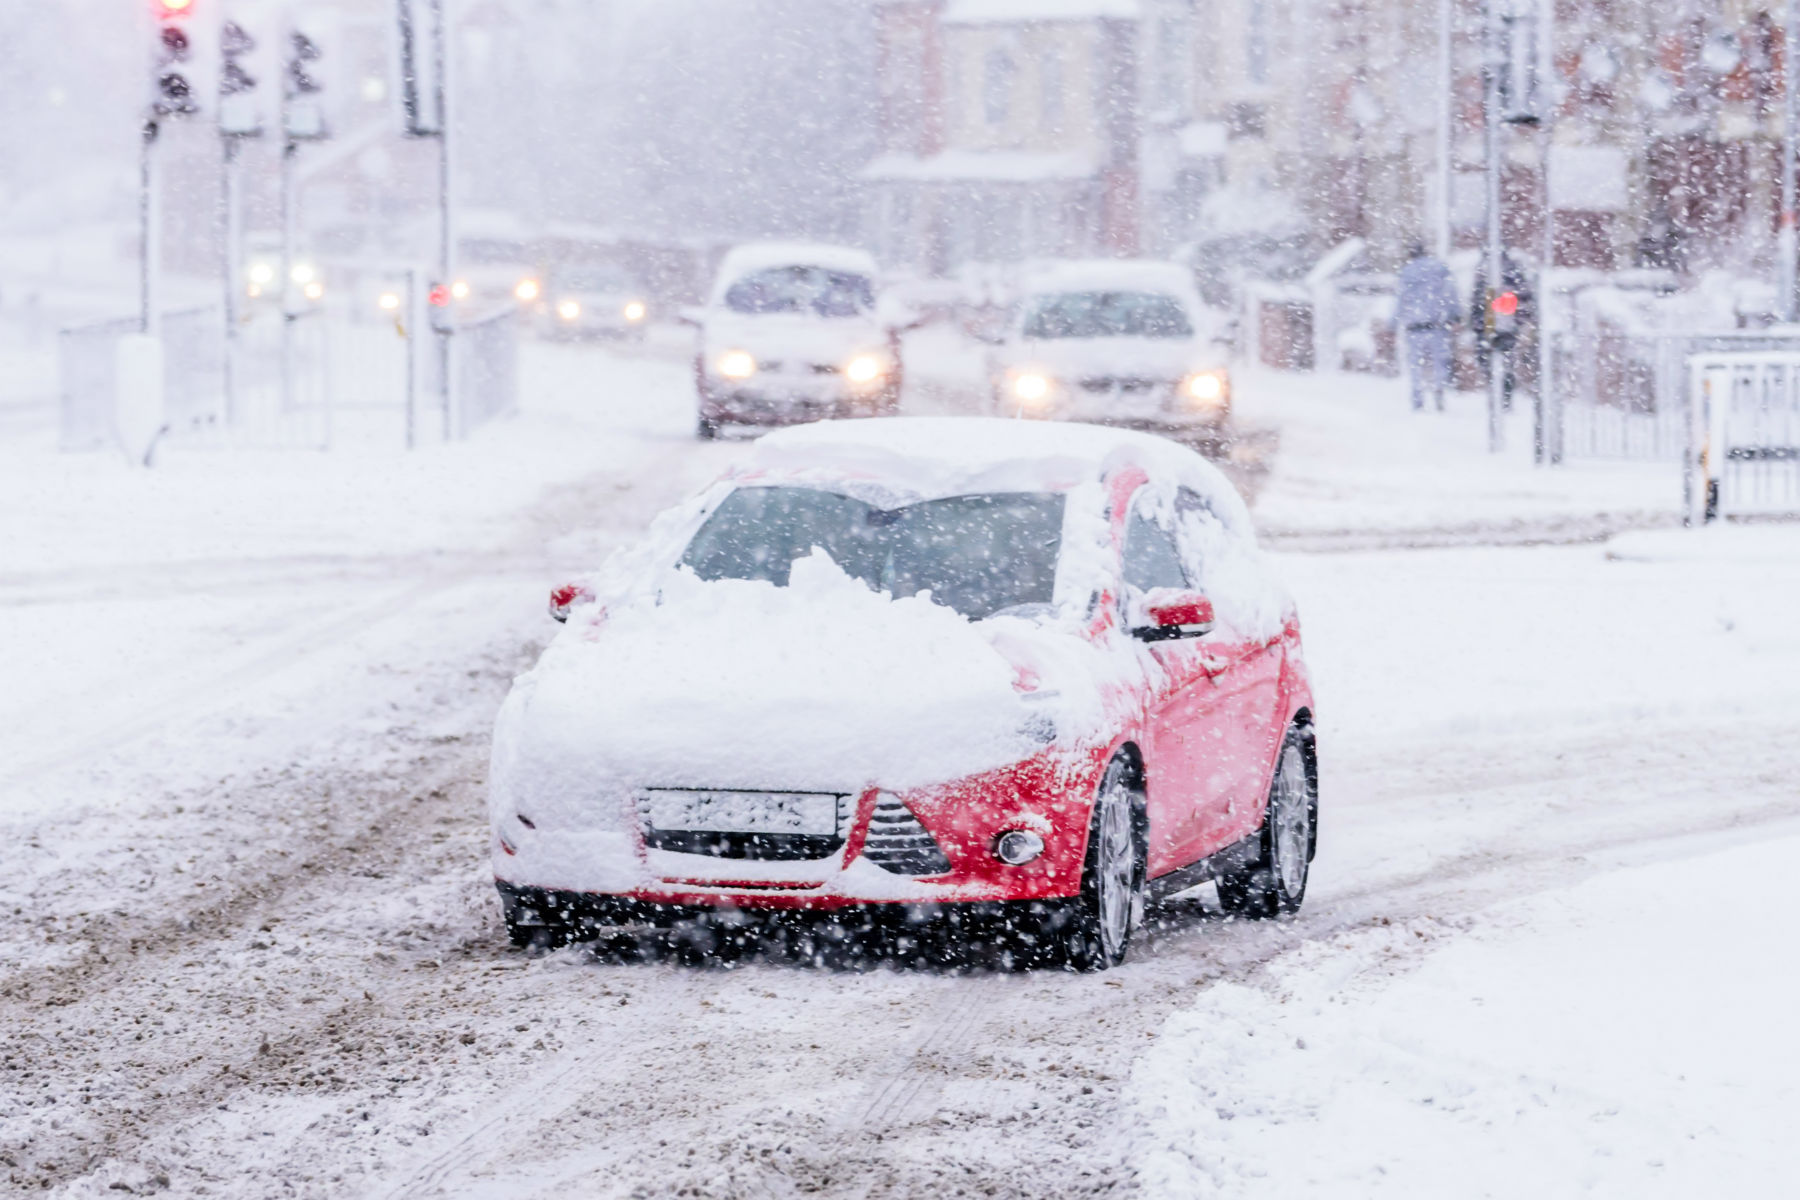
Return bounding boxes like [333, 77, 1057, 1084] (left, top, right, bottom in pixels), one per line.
[1688, 353, 1800, 522]
[452, 305, 519, 437]
[58, 282, 519, 455]
[58, 308, 222, 452]
[1546, 330, 1800, 464]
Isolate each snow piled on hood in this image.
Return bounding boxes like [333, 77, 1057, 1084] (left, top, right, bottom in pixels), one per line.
[492, 550, 1071, 837]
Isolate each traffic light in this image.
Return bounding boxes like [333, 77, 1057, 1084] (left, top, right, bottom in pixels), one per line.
[1491, 291, 1520, 318]
[218, 20, 260, 136]
[284, 29, 328, 140]
[153, 7, 198, 118]
[287, 31, 322, 96]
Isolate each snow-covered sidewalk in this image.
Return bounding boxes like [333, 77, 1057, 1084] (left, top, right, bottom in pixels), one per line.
[1234, 369, 1683, 543]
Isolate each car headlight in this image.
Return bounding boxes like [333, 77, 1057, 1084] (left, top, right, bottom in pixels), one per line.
[623, 300, 647, 322]
[845, 354, 885, 384]
[718, 350, 757, 379]
[1011, 372, 1051, 403]
[515, 278, 541, 302]
[557, 299, 582, 322]
[1183, 370, 1228, 407]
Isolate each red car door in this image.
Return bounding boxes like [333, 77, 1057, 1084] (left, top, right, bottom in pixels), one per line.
[1171, 487, 1288, 852]
[1121, 504, 1224, 876]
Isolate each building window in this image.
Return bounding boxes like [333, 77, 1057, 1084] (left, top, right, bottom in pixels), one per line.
[1247, 1, 1268, 87]
[1042, 48, 1065, 132]
[984, 49, 1016, 125]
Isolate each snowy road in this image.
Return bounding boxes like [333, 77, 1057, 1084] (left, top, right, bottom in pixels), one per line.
[3, 342, 1796, 1197]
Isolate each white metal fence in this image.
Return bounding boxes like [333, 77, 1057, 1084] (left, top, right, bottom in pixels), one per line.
[58, 274, 517, 456]
[1688, 353, 1800, 522]
[1546, 331, 1800, 464]
[59, 308, 225, 451]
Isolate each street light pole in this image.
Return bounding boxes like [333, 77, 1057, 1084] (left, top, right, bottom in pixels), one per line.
[1437, 0, 1453, 258]
[1483, 1, 1505, 453]
[141, 119, 163, 339]
[432, 0, 455, 441]
[1782, 0, 1799, 323]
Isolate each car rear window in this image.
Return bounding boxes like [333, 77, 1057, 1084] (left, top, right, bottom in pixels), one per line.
[680, 487, 1065, 620]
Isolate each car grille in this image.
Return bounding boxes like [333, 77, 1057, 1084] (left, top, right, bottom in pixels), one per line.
[861, 795, 951, 875]
[1079, 376, 1165, 394]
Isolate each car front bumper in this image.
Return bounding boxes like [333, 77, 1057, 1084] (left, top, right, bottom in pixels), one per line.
[492, 758, 1101, 915]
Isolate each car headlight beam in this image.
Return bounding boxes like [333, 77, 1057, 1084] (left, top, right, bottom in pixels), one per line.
[1184, 371, 1228, 405]
[557, 299, 582, 322]
[718, 350, 757, 379]
[845, 354, 884, 384]
[623, 300, 647, 322]
[1011, 373, 1050, 402]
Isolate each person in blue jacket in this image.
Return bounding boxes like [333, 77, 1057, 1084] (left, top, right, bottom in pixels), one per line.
[1394, 242, 1461, 412]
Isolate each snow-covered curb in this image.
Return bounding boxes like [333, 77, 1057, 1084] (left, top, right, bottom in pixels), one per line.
[1127, 832, 1800, 1196]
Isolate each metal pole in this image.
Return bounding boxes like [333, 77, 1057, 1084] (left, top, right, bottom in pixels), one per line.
[141, 119, 162, 338]
[1535, 0, 1555, 465]
[1437, 0, 1453, 257]
[1782, 0, 1799, 322]
[280, 133, 297, 413]
[1482, 1, 1505, 453]
[433, 0, 455, 441]
[222, 136, 243, 427]
[405, 268, 419, 451]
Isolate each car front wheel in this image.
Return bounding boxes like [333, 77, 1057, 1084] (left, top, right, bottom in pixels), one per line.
[1059, 755, 1146, 970]
[1217, 728, 1315, 918]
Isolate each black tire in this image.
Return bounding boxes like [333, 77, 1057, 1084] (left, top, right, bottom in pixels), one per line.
[1057, 755, 1147, 971]
[696, 415, 720, 440]
[1217, 726, 1316, 919]
[507, 918, 568, 952]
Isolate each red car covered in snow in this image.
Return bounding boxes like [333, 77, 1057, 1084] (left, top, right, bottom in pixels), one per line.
[490, 418, 1316, 968]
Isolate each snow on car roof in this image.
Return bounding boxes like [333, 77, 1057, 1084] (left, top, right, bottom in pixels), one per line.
[713, 242, 879, 289]
[1021, 258, 1199, 299]
[741, 417, 1253, 533]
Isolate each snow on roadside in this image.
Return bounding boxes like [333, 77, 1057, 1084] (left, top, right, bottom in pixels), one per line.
[1128, 830, 1800, 1197]
[1127, 521, 1800, 1196]
[1232, 368, 1680, 537]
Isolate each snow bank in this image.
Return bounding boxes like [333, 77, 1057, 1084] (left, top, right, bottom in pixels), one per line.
[1128, 831, 1800, 1196]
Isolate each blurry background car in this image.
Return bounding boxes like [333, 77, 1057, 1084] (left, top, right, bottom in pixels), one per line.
[688, 242, 910, 439]
[536, 263, 650, 341]
[989, 260, 1234, 434]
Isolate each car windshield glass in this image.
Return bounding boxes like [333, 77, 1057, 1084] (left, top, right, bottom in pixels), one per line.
[559, 268, 631, 293]
[723, 267, 875, 317]
[1021, 291, 1194, 339]
[679, 487, 1065, 620]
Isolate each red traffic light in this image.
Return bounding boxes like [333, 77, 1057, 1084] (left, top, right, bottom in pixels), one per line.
[1491, 291, 1519, 317]
[157, 0, 195, 16]
[428, 285, 451, 307]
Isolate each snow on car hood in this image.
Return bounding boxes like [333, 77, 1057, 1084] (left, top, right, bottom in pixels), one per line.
[491, 552, 1104, 835]
[700, 311, 887, 364]
[1002, 335, 1223, 379]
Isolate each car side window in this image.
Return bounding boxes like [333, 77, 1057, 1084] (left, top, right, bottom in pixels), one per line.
[1123, 509, 1188, 592]
[1173, 486, 1223, 589]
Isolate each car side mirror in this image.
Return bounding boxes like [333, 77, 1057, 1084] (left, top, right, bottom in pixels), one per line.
[1131, 590, 1215, 642]
[549, 582, 593, 623]
[675, 305, 706, 328]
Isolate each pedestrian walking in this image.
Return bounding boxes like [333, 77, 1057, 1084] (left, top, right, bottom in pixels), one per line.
[1394, 242, 1460, 412]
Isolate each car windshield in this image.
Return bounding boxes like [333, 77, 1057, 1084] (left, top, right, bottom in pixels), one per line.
[559, 268, 632, 293]
[723, 266, 875, 317]
[1021, 291, 1194, 339]
[679, 487, 1065, 620]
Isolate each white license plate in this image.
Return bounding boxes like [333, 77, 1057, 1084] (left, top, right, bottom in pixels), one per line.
[640, 790, 842, 837]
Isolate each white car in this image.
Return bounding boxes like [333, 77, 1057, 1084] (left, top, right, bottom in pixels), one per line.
[991, 260, 1232, 434]
[690, 242, 906, 440]
[539, 265, 649, 341]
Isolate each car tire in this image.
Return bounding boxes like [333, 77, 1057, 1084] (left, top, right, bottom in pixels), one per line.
[1217, 727, 1316, 919]
[507, 919, 566, 951]
[1058, 755, 1146, 971]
